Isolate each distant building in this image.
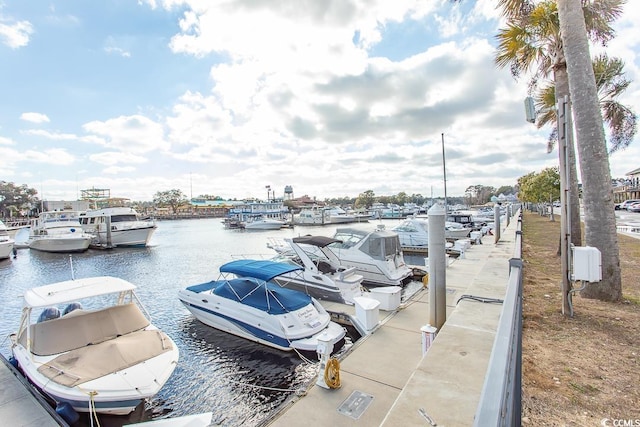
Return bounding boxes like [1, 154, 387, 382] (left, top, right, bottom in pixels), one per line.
[613, 167, 640, 202]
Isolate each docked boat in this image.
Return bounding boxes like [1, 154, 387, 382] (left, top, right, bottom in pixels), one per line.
[178, 260, 346, 353]
[78, 207, 157, 247]
[0, 219, 16, 259]
[10, 276, 179, 416]
[28, 211, 93, 253]
[324, 206, 356, 224]
[294, 205, 326, 225]
[269, 236, 365, 304]
[391, 218, 470, 249]
[241, 214, 285, 230]
[329, 227, 414, 287]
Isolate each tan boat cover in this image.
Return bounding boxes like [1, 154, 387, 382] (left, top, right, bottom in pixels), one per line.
[37, 329, 174, 387]
[25, 303, 150, 356]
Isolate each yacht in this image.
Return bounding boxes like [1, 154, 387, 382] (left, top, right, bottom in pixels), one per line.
[28, 211, 93, 253]
[79, 207, 157, 247]
[0, 219, 15, 259]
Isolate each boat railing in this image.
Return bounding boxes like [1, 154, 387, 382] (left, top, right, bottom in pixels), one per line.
[472, 211, 523, 427]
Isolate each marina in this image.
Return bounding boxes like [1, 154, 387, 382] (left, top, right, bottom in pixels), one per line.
[0, 212, 519, 426]
[1, 217, 434, 426]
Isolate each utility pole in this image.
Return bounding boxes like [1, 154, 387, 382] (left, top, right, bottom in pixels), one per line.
[557, 96, 573, 315]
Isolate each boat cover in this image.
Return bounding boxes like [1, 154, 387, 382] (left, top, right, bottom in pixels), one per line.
[292, 235, 342, 248]
[219, 259, 303, 282]
[187, 277, 312, 315]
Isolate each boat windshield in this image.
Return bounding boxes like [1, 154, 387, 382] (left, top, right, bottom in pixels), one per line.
[111, 215, 139, 222]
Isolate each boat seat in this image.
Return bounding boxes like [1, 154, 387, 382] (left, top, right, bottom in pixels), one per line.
[24, 303, 150, 356]
[317, 261, 337, 274]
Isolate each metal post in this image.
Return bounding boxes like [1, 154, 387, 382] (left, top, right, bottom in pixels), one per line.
[494, 204, 501, 244]
[441, 133, 448, 213]
[428, 204, 447, 329]
[557, 96, 572, 315]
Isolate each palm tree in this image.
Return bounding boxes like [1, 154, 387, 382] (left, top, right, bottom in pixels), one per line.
[495, 0, 624, 250]
[556, 0, 622, 301]
[535, 53, 637, 155]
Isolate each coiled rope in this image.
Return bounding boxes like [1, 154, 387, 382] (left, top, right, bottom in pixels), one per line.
[324, 358, 341, 389]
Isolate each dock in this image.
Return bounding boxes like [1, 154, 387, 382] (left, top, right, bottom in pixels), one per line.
[0, 354, 68, 426]
[267, 217, 518, 426]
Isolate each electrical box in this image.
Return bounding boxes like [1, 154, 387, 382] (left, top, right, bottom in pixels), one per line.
[524, 97, 536, 123]
[571, 246, 602, 282]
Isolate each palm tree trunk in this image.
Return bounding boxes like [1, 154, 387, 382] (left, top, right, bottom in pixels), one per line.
[557, 0, 621, 301]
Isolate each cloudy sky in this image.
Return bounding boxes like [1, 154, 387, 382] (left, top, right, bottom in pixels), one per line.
[1, 1, 638, 202]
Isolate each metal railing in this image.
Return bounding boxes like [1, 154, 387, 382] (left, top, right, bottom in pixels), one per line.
[473, 213, 523, 427]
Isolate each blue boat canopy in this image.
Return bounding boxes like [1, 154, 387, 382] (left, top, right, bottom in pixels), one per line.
[186, 277, 312, 314]
[219, 259, 303, 282]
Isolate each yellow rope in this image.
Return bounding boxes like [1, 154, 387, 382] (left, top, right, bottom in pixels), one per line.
[324, 358, 341, 389]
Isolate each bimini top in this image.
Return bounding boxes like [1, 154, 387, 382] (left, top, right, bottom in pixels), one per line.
[219, 259, 303, 282]
[23, 276, 136, 308]
[186, 277, 312, 315]
[292, 235, 342, 248]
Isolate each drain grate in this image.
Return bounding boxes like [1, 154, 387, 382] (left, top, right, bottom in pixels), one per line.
[337, 390, 374, 420]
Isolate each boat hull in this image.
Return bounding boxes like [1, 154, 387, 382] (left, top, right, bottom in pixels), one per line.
[0, 240, 15, 259]
[12, 345, 178, 415]
[178, 291, 345, 352]
[89, 225, 157, 247]
[28, 236, 91, 253]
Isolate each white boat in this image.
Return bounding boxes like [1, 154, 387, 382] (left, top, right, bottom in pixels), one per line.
[0, 219, 16, 259]
[28, 211, 93, 253]
[225, 200, 289, 229]
[241, 215, 285, 230]
[392, 218, 471, 249]
[294, 205, 326, 225]
[329, 227, 414, 287]
[269, 236, 365, 304]
[178, 260, 346, 353]
[324, 206, 356, 224]
[10, 276, 179, 416]
[79, 207, 157, 247]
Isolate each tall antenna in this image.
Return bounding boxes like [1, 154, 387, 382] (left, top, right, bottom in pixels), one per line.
[441, 133, 448, 213]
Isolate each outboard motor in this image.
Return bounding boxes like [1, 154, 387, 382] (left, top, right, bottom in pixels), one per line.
[63, 302, 83, 315]
[37, 307, 61, 323]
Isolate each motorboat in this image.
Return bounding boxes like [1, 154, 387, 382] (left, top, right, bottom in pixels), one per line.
[269, 236, 365, 304]
[294, 205, 326, 225]
[28, 211, 93, 253]
[178, 259, 346, 353]
[392, 218, 471, 249]
[78, 207, 157, 247]
[10, 276, 179, 416]
[0, 219, 15, 259]
[242, 215, 285, 230]
[329, 227, 414, 287]
[324, 206, 356, 224]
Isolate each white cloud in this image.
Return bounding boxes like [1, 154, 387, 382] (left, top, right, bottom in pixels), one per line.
[0, 136, 15, 146]
[22, 129, 78, 140]
[83, 115, 169, 154]
[20, 112, 51, 124]
[0, 18, 34, 49]
[90, 151, 147, 166]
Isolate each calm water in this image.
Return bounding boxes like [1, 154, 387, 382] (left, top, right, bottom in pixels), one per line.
[0, 218, 410, 426]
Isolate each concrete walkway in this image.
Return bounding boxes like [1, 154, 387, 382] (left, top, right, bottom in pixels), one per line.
[268, 219, 518, 426]
[0, 355, 66, 426]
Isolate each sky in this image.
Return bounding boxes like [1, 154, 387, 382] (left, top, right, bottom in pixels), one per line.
[1, 0, 639, 203]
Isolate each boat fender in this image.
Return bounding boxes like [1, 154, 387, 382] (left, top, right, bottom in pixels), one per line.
[56, 402, 80, 424]
[422, 273, 429, 288]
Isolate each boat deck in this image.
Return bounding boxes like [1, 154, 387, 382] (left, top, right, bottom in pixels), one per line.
[268, 222, 516, 426]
